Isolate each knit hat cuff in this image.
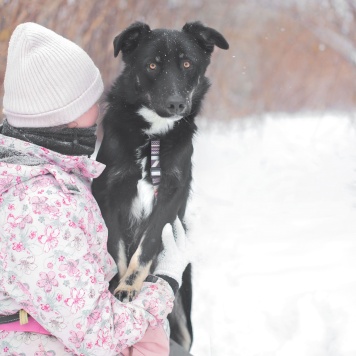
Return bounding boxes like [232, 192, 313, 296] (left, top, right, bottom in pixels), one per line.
[4, 68, 103, 128]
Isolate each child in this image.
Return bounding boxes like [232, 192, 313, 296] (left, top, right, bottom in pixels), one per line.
[0, 22, 190, 355]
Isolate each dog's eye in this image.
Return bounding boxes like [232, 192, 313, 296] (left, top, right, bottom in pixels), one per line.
[183, 61, 191, 69]
[149, 63, 157, 70]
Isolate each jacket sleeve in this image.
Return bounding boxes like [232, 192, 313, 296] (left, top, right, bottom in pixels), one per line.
[0, 179, 174, 355]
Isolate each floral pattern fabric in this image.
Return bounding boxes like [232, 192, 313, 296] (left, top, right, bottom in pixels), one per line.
[0, 135, 174, 355]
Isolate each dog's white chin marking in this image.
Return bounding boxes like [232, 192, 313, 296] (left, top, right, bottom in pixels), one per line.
[138, 106, 182, 135]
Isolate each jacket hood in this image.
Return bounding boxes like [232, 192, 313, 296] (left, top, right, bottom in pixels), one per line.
[0, 134, 105, 196]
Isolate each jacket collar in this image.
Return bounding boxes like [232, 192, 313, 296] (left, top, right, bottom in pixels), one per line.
[0, 134, 105, 195]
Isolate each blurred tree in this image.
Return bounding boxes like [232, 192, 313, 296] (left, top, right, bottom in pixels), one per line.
[0, 0, 355, 122]
[300, 0, 356, 67]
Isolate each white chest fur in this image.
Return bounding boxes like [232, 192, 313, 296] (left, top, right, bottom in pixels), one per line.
[129, 155, 155, 224]
[130, 178, 155, 222]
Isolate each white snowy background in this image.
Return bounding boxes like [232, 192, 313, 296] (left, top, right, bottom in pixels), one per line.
[189, 113, 356, 356]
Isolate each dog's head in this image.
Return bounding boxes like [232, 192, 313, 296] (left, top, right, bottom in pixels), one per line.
[113, 22, 229, 124]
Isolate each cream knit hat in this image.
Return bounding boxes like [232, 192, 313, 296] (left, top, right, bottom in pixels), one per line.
[3, 22, 104, 128]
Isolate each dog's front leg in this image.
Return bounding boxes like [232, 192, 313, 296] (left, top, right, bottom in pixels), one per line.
[114, 216, 167, 302]
[115, 172, 187, 302]
[92, 162, 143, 296]
[114, 238, 153, 302]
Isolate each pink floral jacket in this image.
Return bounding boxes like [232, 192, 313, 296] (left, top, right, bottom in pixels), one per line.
[0, 135, 174, 355]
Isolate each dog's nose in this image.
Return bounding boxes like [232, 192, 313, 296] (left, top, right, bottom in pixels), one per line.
[166, 95, 186, 116]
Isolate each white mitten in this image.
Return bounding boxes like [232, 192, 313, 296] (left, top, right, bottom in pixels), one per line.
[154, 217, 191, 287]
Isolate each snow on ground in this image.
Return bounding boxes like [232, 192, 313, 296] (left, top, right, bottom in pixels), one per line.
[189, 113, 356, 356]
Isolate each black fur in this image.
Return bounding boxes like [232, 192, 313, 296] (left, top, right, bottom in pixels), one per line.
[92, 21, 228, 350]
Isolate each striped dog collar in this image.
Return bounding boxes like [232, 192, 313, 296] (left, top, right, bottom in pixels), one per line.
[151, 139, 161, 196]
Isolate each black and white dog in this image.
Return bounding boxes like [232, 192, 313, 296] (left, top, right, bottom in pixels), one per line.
[92, 21, 228, 350]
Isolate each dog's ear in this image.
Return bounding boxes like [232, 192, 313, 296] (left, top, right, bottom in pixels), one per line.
[182, 22, 229, 53]
[113, 22, 151, 57]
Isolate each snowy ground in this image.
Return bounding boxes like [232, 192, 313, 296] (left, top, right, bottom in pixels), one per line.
[189, 113, 356, 356]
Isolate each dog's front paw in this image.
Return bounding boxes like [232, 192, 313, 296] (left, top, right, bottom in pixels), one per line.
[114, 284, 139, 303]
[114, 260, 152, 302]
